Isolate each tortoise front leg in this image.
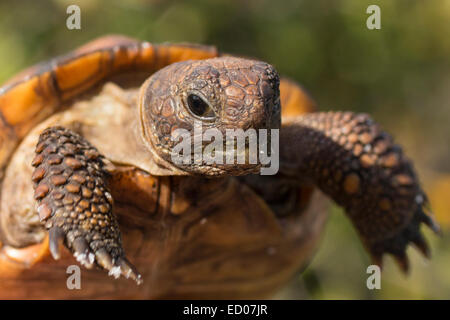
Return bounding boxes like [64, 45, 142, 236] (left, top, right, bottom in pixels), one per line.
[31, 126, 142, 284]
[280, 112, 440, 272]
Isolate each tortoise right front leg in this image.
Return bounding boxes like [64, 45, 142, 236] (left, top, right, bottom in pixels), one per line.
[31, 126, 142, 284]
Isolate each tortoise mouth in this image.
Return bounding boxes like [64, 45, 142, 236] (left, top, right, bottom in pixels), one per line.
[175, 162, 262, 177]
[168, 143, 265, 176]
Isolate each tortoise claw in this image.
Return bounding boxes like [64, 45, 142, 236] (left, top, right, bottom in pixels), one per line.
[95, 248, 114, 270]
[73, 237, 95, 269]
[95, 249, 142, 285]
[411, 233, 431, 259]
[49, 226, 64, 260]
[421, 210, 441, 235]
[394, 252, 410, 274]
[368, 202, 439, 274]
[117, 257, 143, 285]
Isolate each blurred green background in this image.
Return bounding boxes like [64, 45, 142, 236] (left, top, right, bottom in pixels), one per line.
[0, 0, 449, 299]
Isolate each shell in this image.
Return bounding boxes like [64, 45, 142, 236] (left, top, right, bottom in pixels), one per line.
[0, 35, 218, 176]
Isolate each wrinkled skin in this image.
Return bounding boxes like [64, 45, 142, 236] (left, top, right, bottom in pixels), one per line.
[0, 36, 439, 299]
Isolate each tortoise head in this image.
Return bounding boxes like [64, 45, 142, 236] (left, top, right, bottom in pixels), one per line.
[138, 57, 281, 176]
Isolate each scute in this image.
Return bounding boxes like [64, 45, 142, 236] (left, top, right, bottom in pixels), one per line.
[0, 35, 218, 176]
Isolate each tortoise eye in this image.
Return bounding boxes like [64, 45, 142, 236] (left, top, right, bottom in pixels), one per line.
[186, 94, 215, 119]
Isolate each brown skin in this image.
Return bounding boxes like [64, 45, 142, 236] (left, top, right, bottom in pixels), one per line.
[0, 36, 439, 298]
[140, 57, 281, 176]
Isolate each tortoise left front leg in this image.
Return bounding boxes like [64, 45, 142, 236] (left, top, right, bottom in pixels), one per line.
[31, 126, 142, 284]
[280, 112, 440, 272]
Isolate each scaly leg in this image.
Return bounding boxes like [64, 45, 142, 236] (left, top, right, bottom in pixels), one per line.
[281, 112, 440, 272]
[31, 126, 142, 284]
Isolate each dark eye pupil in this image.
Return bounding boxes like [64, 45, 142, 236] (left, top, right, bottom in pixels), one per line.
[187, 94, 209, 117]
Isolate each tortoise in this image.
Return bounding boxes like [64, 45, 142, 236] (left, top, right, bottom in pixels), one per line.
[0, 35, 439, 299]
